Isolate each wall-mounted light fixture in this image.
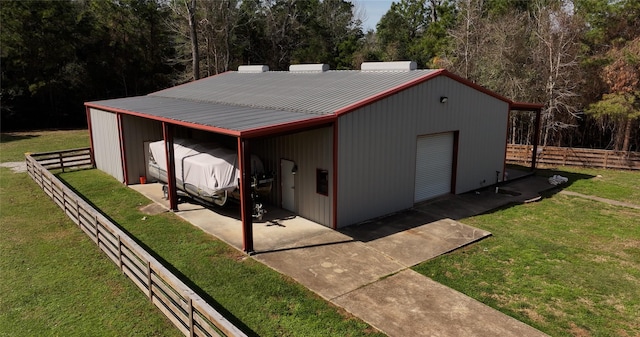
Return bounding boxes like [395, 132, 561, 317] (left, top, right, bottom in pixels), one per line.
[440, 96, 448, 104]
[291, 164, 298, 175]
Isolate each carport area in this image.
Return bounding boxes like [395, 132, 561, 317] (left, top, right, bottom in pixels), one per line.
[131, 183, 331, 253]
[131, 175, 552, 337]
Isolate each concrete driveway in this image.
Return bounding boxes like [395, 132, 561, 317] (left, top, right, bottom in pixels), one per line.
[131, 175, 551, 337]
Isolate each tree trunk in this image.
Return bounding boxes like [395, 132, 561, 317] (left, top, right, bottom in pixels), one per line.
[187, 0, 199, 80]
[622, 117, 631, 152]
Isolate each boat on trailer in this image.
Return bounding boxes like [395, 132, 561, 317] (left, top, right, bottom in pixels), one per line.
[147, 138, 274, 219]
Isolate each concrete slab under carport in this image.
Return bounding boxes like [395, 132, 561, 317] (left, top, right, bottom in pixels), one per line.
[130, 183, 334, 253]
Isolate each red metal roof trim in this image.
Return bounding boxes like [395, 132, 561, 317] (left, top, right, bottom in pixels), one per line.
[241, 114, 335, 138]
[84, 102, 242, 137]
[439, 70, 514, 105]
[87, 69, 543, 139]
[333, 68, 543, 116]
[333, 69, 447, 115]
[510, 101, 544, 110]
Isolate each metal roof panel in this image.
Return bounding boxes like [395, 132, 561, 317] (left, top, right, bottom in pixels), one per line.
[87, 96, 321, 133]
[150, 70, 439, 114]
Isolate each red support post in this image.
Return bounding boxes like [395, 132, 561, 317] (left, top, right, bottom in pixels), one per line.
[237, 137, 254, 254]
[162, 122, 179, 211]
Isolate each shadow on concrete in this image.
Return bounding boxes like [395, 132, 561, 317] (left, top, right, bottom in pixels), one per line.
[254, 238, 356, 255]
[174, 194, 297, 226]
[339, 166, 595, 246]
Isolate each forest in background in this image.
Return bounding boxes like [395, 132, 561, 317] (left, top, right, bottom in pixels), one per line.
[1, 0, 638, 151]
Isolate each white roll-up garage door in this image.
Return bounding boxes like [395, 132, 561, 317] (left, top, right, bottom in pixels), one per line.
[414, 132, 454, 202]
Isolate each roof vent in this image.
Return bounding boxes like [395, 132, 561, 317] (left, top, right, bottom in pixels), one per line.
[361, 61, 417, 72]
[289, 64, 330, 72]
[237, 65, 269, 73]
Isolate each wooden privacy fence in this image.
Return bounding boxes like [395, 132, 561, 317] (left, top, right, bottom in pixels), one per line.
[25, 152, 248, 337]
[506, 144, 640, 170]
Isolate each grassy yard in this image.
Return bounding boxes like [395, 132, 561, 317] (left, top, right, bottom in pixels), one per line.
[1, 130, 383, 336]
[546, 166, 640, 204]
[4, 130, 639, 336]
[414, 169, 640, 336]
[0, 130, 90, 162]
[56, 169, 382, 337]
[0, 167, 182, 336]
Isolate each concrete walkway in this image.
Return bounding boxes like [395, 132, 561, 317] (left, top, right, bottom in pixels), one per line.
[131, 176, 552, 337]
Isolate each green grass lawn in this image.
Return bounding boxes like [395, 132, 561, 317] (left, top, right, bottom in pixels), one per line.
[57, 169, 383, 337]
[1, 130, 384, 336]
[414, 172, 640, 336]
[0, 130, 90, 163]
[547, 166, 640, 204]
[0, 167, 183, 337]
[5, 130, 639, 336]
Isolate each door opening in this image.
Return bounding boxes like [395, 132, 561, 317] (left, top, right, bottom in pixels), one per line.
[281, 159, 296, 212]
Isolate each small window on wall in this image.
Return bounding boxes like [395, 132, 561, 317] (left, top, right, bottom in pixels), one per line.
[316, 169, 329, 196]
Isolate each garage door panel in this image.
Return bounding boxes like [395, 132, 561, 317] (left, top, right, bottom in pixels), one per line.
[414, 133, 453, 202]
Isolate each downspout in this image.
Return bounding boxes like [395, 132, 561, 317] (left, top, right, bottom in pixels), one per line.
[237, 137, 254, 254]
[162, 122, 178, 211]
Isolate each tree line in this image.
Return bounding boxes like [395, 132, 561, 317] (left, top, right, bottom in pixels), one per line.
[1, 0, 638, 152]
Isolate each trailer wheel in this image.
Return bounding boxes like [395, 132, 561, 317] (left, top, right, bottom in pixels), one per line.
[212, 190, 228, 206]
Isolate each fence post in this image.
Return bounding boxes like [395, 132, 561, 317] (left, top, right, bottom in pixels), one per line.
[60, 182, 66, 211]
[40, 167, 45, 189]
[94, 215, 100, 246]
[147, 261, 153, 300]
[75, 198, 80, 226]
[189, 298, 195, 337]
[117, 235, 123, 272]
[59, 152, 65, 172]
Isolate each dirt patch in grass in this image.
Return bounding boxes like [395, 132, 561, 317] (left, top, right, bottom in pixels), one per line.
[568, 322, 591, 337]
[139, 203, 167, 215]
[0, 161, 27, 173]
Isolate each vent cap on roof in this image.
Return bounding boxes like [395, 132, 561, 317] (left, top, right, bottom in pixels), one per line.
[238, 65, 269, 73]
[361, 61, 417, 72]
[289, 64, 330, 72]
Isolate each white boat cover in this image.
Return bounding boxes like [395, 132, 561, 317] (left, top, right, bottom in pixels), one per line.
[149, 139, 264, 195]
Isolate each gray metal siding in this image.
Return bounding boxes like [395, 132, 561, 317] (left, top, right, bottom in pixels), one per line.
[337, 98, 416, 228]
[121, 114, 163, 184]
[416, 77, 508, 192]
[252, 127, 333, 227]
[337, 76, 509, 227]
[90, 109, 124, 182]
